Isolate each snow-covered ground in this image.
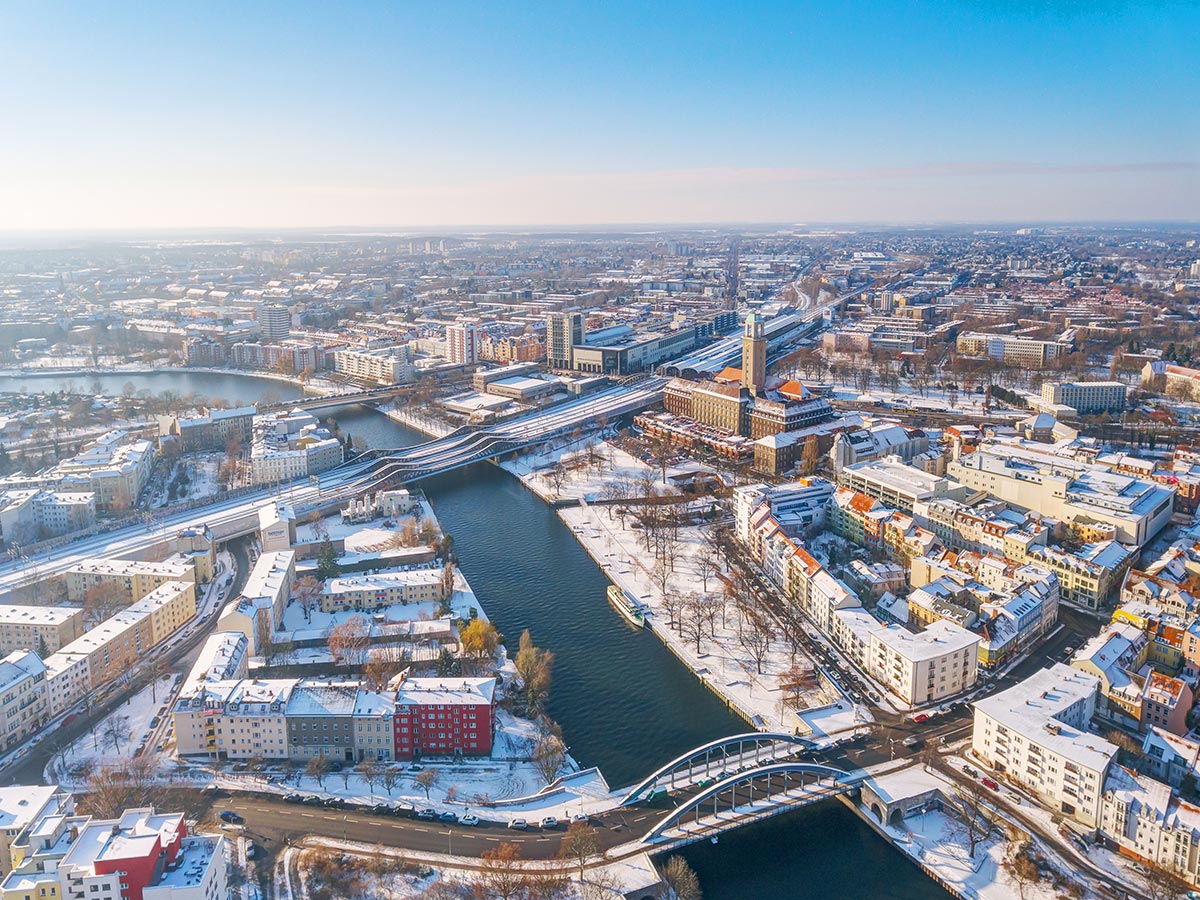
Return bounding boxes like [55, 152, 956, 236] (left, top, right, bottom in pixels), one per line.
[503, 438, 869, 741]
[293, 497, 440, 551]
[501, 438, 654, 504]
[46, 674, 179, 784]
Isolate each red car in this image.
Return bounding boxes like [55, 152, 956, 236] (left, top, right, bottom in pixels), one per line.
[912, 713, 930, 724]
[981, 777, 999, 791]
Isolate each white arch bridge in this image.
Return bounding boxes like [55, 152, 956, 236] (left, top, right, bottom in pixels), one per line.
[638, 762, 859, 847]
[615, 733, 860, 850]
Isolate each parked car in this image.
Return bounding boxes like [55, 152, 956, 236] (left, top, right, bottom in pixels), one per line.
[507, 818, 528, 830]
[301, 796, 323, 807]
[439, 811, 458, 823]
[391, 803, 416, 818]
[570, 813, 589, 824]
[460, 814, 480, 827]
[219, 811, 242, 824]
[539, 817, 559, 829]
[372, 804, 392, 815]
[981, 777, 999, 791]
[961, 765, 978, 778]
[911, 713, 930, 724]
[283, 794, 304, 804]
[416, 808, 437, 821]
[901, 736, 922, 749]
[245, 843, 260, 860]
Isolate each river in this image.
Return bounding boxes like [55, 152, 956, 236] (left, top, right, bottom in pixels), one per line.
[39, 371, 947, 899]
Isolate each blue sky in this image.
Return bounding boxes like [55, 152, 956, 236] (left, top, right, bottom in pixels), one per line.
[0, 1, 1195, 228]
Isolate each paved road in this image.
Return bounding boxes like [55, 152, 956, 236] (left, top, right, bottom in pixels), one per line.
[2, 536, 253, 786]
[213, 792, 672, 861]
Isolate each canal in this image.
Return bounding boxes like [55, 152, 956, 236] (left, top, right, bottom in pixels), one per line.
[35, 372, 947, 899]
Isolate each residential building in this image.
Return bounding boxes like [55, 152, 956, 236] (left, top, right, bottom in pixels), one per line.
[0, 784, 73, 877]
[956, 332, 1068, 367]
[320, 569, 447, 613]
[172, 675, 496, 763]
[64, 558, 195, 604]
[546, 312, 583, 369]
[393, 676, 496, 760]
[0, 489, 96, 544]
[1040, 381, 1127, 416]
[259, 303, 291, 340]
[57, 808, 225, 900]
[446, 321, 480, 366]
[866, 620, 979, 706]
[972, 663, 1117, 826]
[0, 651, 47, 750]
[216, 550, 294, 655]
[0, 605, 84, 656]
[1099, 767, 1200, 888]
[332, 345, 413, 385]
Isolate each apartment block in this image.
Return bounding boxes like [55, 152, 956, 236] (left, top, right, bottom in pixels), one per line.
[956, 332, 1067, 367]
[216, 550, 294, 655]
[332, 345, 413, 385]
[972, 664, 1117, 826]
[0, 651, 48, 751]
[1040, 381, 1127, 415]
[64, 558, 196, 604]
[0, 605, 85, 656]
[319, 569, 447, 613]
[0, 784, 73, 877]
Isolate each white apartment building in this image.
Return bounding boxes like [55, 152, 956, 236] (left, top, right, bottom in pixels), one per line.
[0, 488, 96, 544]
[180, 631, 250, 698]
[446, 321, 480, 366]
[956, 332, 1068, 367]
[217, 550, 294, 654]
[0, 783, 74, 876]
[258, 302, 291, 340]
[250, 434, 342, 485]
[948, 441, 1175, 547]
[332, 345, 414, 385]
[867, 620, 980, 706]
[43, 651, 90, 716]
[320, 569, 447, 613]
[0, 650, 47, 751]
[172, 677, 294, 760]
[1100, 766, 1200, 887]
[1040, 381, 1127, 415]
[972, 663, 1117, 826]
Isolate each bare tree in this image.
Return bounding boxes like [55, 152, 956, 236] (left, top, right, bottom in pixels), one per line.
[357, 758, 382, 797]
[561, 821, 604, 880]
[661, 855, 702, 900]
[945, 782, 996, 859]
[1143, 865, 1194, 900]
[532, 732, 567, 786]
[413, 767, 441, 800]
[305, 755, 331, 790]
[473, 842, 527, 900]
[739, 609, 774, 675]
[327, 615, 371, 667]
[382, 765, 402, 797]
[295, 575, 322, 624]
[102, 714, 130, 753]
[678, 594, 708, 654]
[1004, 842, 1042, 900]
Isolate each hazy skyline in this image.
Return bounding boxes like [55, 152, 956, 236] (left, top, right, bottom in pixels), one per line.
[2, 1, 1196, 230]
